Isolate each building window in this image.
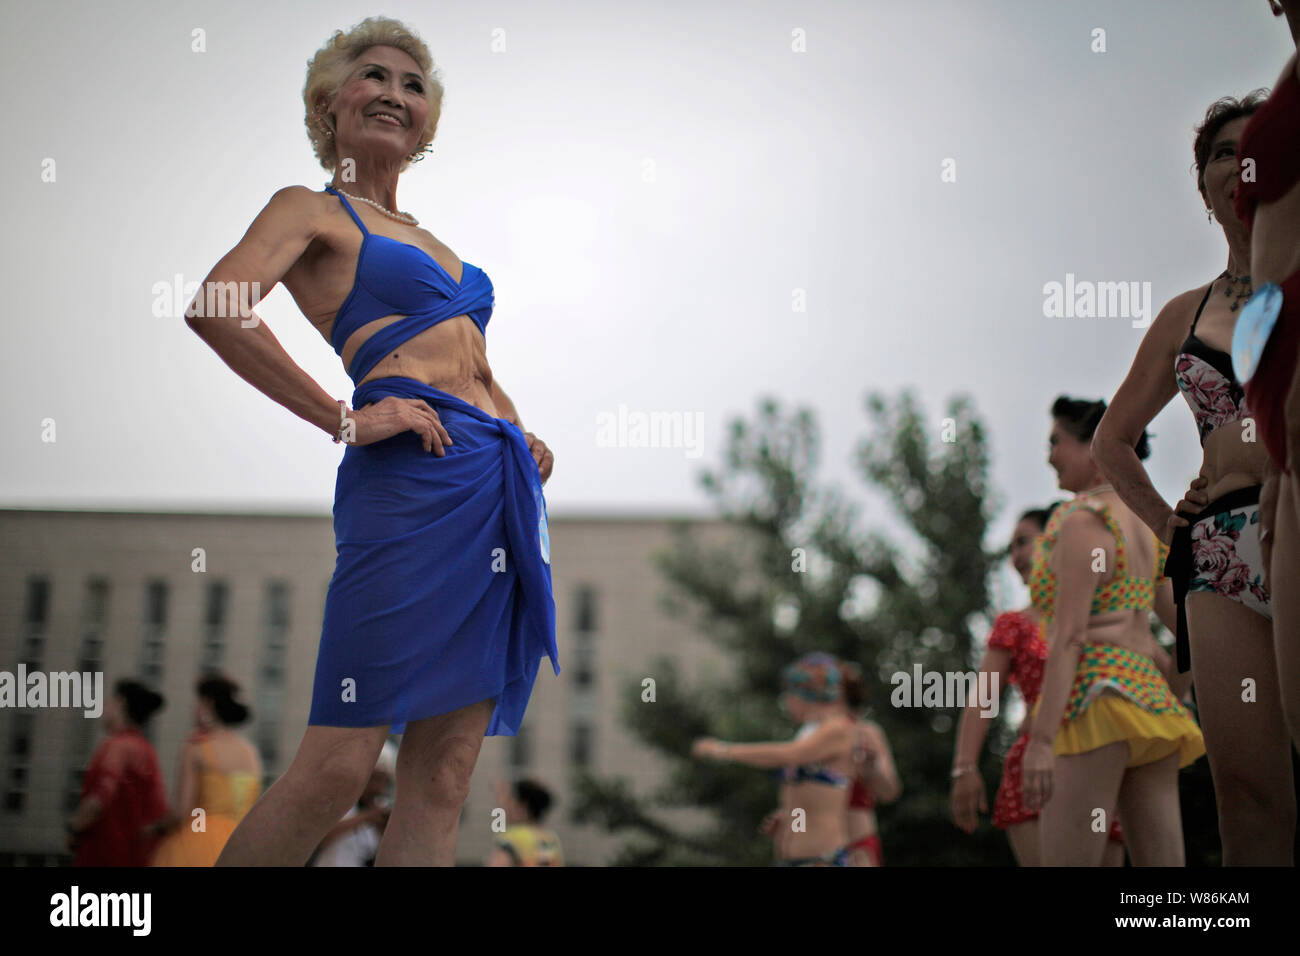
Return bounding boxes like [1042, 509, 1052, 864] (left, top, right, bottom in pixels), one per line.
[258, 722, 280, 788]
[64, 768, 84, 814]
[511, 725, 530, 769]
[569, 722, 592, 767]
[139, 580, 169, 686]
[25, 576, 50, 626]
[257, 581, 290, 778]
[2, 714, 35, 815]
[20, 577, 51, 667]
[9, 714, 33, 761]
[4, 766, 26, 813]
[199, 580, 229, 671]
[574, 584, 597, 633]
[76, 578, 109, 674]
[7, 579, 52, 813]
[573, 638, 595, 689]
[64, 578, 110, 811]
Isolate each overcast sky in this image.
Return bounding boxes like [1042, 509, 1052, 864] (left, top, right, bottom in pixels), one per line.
[2, 0, 1293, 609]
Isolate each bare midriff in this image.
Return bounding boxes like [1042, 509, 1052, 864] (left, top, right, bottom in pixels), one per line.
[776, 781, 851, 861]
[1200, 420, 1271, 503]
[340, 312, 499, 416]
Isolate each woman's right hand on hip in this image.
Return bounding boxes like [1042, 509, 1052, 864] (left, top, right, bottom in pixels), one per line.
[1159, 475, 1210, 544]
[350, 397, 454, 455]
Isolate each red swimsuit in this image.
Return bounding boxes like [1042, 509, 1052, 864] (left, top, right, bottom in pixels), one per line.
[987, 611, 1123, 843]
[847, 778, 883, 865]
[1235, 58, 1300, 474]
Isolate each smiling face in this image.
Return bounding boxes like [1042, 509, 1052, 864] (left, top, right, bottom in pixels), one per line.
[1202, 116, 1250, 226]
[1047, 418, 1097, 493]
[324, 45, 431, 169]
[1008, 517, 1043, 583]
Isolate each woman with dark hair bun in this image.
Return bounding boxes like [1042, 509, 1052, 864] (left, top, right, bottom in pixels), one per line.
[951, 506, 1124, 865]
[68, 680, 170, 866]
[838, 661, 900, 866]
[150, 674, 263, 866]
[1094, 77, 1296, 864]
[1026, 398, 1204, 865]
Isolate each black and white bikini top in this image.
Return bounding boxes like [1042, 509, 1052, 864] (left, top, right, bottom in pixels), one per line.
[1174, 277, 1252, 447]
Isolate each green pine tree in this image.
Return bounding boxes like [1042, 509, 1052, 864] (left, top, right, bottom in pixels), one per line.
[572, 390, 1018, 865]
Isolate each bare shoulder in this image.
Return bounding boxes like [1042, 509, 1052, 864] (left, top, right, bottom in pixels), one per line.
[1150, 283, 1212, 342]
[1057, 504, 1112, 545]
[270, 183, 324, 206]
[262, 184, 330, 224]
[235, 733, 260, 762]
[859, 719, 888, 743]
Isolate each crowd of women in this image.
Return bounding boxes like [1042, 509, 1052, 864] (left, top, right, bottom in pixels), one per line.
[60, 2, 1300, 869]
[67, 674, 262, 867]
[695, 0, 1300, 868]
[950, 2, 1300, 867]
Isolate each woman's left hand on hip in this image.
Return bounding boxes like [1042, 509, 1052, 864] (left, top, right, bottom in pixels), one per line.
[525, 432, 553, 484]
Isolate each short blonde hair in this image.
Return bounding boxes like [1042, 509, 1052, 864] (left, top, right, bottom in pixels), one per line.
[303, 17, 443, 172]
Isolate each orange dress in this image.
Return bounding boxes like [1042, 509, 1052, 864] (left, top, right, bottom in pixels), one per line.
[150, 733, 261, 867]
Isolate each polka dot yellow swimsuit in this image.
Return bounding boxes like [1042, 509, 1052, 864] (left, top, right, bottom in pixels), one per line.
[1028, 498, 1168, 619]
[1027, 497, 1202, 768]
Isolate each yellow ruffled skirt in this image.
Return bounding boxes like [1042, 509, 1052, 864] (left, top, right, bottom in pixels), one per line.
[1038, 644, 1204, 769]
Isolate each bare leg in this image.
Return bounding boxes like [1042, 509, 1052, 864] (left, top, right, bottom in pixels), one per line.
[1272, 476, 1300, 753]
[215, 725, 389, 866]
[374, 697, 496, 866]
[1006, 820, 1040, 866]
[1115, 751, 1184, 866]
[1040, 741, 1127, 866]
[1186, 592, 1296, 864]
[1101, 837, 1125, 867]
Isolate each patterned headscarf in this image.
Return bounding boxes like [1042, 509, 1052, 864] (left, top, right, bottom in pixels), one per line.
[782, 652, 842, 702]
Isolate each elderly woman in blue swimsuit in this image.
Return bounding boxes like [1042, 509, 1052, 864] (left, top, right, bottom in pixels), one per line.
[186, 17, 559, 866]
[692, 653, 858, 866]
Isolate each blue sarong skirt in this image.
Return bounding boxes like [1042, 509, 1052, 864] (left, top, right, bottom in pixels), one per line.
[308, 377, 560, 736]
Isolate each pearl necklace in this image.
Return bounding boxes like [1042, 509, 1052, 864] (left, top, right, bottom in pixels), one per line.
[328, 183, 419, 226]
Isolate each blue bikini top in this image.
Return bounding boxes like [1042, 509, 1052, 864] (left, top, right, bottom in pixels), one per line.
[324, 185, 495, 385]
[775, 722, 849, 789]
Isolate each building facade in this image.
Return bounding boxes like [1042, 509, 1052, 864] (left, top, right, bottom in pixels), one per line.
[0, 508, 734, 866]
